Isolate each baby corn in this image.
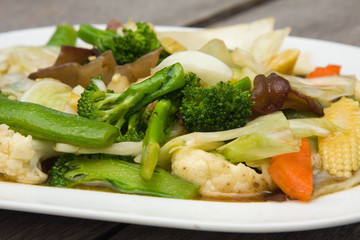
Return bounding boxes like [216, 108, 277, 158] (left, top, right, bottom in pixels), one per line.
[267, 49, 300, 75]
[318, 97, 360, 178]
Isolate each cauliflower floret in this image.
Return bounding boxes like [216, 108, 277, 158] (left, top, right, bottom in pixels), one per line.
[171, 147, 274, 199]
[0, 124, 56, 184]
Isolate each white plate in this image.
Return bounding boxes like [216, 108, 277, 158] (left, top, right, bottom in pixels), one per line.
[0, 26, 359, 233]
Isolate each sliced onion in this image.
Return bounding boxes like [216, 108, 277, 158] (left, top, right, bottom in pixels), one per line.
[152, 50, 233, 86]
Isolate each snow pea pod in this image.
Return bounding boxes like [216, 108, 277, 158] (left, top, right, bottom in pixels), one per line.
[0, 95, 118, 147]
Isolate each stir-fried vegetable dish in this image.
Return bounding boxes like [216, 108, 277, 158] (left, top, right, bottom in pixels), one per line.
[0, 18, 360, 202]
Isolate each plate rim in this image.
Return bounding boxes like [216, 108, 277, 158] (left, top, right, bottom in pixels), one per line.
[0, 25, 359, 233]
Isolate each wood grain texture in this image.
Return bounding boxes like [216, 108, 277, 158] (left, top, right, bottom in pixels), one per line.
[207, 0, 360, 46]
[109, 223, 360, 240]
[0, 209, 124, 240]
[0, 0, 252, 32]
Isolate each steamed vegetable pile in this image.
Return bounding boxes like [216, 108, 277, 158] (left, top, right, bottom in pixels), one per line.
[0, 18, 360, 202]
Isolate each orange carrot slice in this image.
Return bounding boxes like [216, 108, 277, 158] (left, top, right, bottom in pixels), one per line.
[306, 64, 341, 78]
[268, 138, 313, 201]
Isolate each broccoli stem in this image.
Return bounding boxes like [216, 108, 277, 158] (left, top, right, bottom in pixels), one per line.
[233, 76, 252, 90]
[140, 98, 179, 180]
[47, 24, 77, 46]
[49, 154, 199, 199]
[140, 143, 160, 179]
[114, 63, 184, 129]
[78, 24, 117, 52]
[77, 63, 185, 142]
[126, 63, 185, 116]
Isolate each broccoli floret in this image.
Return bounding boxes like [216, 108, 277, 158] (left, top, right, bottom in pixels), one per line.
[77, 63, 185, 141]
[78, 22, 168, 65]
[179, 73, 254, 132]
[48, 154, 199, 199]
[115, 111, 149, 142]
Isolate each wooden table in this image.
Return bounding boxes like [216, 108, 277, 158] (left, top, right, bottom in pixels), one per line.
[0, 0, 359, 239]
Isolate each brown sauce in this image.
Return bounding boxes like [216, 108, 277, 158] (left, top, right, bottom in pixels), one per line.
[38, 157, 289, 202]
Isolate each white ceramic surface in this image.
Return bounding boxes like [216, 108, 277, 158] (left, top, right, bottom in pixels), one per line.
[0, 26, 359, 233]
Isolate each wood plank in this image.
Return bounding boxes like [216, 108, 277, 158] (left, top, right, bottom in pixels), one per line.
[109, 222, 360, 240]
[0, 209, 123, 239]
[206, 0, 360, 46]
[0, 0, 254, 32]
